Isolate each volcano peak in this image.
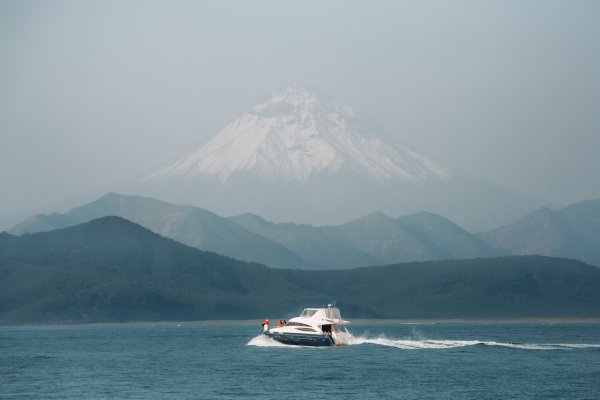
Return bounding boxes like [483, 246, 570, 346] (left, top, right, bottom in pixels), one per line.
[146, 86, 451, 183]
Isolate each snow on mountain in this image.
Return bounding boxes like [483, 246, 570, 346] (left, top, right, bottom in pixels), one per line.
[135, 84, 544, 232]
[146, 84, 451, 183]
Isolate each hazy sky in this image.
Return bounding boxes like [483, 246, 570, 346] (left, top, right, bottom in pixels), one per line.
[2, 0, 599, 216]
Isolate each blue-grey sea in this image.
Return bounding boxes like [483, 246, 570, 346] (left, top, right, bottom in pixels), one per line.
[1, 321, 599, 399]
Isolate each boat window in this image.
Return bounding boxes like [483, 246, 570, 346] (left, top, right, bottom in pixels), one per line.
[297, 327, 317, 332]
[325, 307, 341, 320]
[299, 309, 318, 317]
[286, 322, 311, 327]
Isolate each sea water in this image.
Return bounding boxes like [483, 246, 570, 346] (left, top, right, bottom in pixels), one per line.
[1, 322, 599, 399]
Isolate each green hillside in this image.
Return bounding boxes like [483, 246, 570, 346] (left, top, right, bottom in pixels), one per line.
[1, 217, 599, 324]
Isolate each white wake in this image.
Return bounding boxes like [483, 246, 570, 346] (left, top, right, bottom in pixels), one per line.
[247, 334, 600, 350]
[247, 334, 293, 347]
[349, 336, 600, 350]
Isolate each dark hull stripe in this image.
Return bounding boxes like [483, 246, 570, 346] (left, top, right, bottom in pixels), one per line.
[267, 332, 334, 347]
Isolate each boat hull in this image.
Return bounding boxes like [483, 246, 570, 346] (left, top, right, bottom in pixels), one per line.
[266, 331, 334, 347]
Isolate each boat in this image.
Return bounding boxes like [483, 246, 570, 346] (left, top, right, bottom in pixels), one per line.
[263, 304, 353, 347]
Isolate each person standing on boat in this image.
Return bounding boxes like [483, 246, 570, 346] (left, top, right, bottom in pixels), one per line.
[262, 319, 270, 332]
[277, 320, 284, 328]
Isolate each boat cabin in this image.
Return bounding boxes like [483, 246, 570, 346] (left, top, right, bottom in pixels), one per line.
[298, 306, 346, 323]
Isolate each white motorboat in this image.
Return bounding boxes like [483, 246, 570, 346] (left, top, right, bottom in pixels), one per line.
[263, 305, 353, 347]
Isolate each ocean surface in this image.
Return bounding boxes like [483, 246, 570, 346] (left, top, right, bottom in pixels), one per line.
[1, 321, 599, 399]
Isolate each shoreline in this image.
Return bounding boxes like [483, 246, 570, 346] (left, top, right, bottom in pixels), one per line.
[2, 317, 600, 329]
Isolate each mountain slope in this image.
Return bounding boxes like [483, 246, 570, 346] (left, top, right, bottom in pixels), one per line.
[9, 193, 502, 269]
[147, 84, 451, 183]
[322, 212, 442, 264]
[233, 211, 503, 268]
[10, 193, 307, 269]
[229, 213, 379, 268]
[4, 213, 80, 235]
[136, 84, 543, 231]
[398, 211, 504, 259]
[0, 217, 322, 322]
[319, 211, 502, 265]
[479, 199, 600, 266]
[1, 217, 599, 324]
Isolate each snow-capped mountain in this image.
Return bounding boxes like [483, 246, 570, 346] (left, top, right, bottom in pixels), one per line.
[136, 84, 544, 231]
[146, 84, 451, 183]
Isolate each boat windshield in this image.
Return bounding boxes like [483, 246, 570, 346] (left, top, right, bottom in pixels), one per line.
[299, 309, 318, 318]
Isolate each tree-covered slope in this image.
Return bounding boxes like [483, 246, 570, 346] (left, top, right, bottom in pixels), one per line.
[1, 217, 599, 324]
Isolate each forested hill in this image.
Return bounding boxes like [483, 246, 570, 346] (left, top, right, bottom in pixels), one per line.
[1, 217, 599, 324]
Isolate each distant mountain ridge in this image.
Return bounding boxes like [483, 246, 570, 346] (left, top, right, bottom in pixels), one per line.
[2, 216, 599, 324]
[10, 194, 600, 268]
[9, 193, 501, 269]
[10, 193, 306, 269]
[479, 199, 600, 267]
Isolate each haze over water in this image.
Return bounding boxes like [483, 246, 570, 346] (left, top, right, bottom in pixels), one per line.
[2, 1, 600, 219]
[2, 2, 600, 399]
